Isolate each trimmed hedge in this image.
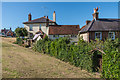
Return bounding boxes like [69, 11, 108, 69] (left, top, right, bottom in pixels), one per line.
[102, 39, 120, 78]
[33, 37, 120, 78]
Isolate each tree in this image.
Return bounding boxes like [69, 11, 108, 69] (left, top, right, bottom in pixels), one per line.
[15, 27, 28, 37]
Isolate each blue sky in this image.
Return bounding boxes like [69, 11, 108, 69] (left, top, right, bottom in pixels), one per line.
[2, 2, 118, 31]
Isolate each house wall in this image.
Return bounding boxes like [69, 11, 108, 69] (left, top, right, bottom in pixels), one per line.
[88, 31, 120, 41]
[80, 33, 89, 42]
[24, 23, 55, 35]
[48, 35, 78, 42]
[6, 31, 13, 37]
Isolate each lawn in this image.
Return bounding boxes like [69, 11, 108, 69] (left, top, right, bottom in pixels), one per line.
[2, 37, 100, 78]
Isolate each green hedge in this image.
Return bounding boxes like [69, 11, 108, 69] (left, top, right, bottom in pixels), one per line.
[15, 37, 24, 45]
[102, 39, 120, 78]
[33, 37, 120, 78]
[33, 37, 96, 72]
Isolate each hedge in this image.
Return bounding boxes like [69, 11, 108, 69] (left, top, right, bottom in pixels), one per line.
[33, 37, 120, 78]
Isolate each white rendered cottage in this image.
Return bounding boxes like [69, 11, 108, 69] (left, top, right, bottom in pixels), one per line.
[23, 11, 80, 42]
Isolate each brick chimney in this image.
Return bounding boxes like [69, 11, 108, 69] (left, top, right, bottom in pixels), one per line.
[53, 11, 56, 22]
[46, 16, 49, 27]
[86, 20, 91, 25]
[92, 7, 99, 20]
[28, 13, 32, 21]
[92, 12, 99, 20]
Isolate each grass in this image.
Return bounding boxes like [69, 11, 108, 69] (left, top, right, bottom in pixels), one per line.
[2, 37, 100, 78]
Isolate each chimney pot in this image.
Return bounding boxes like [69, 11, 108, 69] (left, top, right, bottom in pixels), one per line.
[28, 13, 32, 21]
[53, 11, 56, 22]
[92, 12, 99, 20]
[46, 16, 49, 27]
[86, 20, 91, 25]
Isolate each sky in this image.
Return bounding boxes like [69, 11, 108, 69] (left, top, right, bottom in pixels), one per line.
[1, 2, 118, 31]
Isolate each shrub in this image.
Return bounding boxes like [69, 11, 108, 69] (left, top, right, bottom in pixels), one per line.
[102, 39, 120, 78]
[33, 37, 120, 78]
[16, 37, 24, 44]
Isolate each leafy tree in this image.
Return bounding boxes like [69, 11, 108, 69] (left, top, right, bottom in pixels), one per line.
[15, 27, 28, 37]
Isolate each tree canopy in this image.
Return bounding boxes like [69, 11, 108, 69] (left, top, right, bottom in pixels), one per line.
[15, 27, 28, 37]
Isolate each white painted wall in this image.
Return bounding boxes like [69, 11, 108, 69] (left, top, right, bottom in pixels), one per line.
[24, 23, 55, 35]
[48, 35, 78, 42]
[80, 33, 89, 41]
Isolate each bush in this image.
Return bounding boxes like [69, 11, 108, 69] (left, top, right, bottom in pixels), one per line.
[102, 39, 120, 78]
[33, 37, 120, 78]
[16, 37, 24, 44]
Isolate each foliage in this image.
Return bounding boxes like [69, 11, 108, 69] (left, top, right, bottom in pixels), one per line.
[33, 37, 120, 78]
[102, 39, 120, 78]
[15, 27, 28, 37]
[16, 37, 24, 44]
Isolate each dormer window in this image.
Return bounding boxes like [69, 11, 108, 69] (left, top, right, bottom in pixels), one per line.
[108, 32, 115, 40]
[95, 32, 102, 40]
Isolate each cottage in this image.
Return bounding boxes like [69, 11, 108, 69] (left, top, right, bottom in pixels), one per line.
[1, 28, 14, 37]
[23, 11, 80, 42]
[79, 7, 120, 42]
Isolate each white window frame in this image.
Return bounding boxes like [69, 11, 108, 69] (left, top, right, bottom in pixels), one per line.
[108, 32, 115, 40]
[29, 24, 33, 31]
[95, 32, 102, 40]
[39, 24, 41, 29]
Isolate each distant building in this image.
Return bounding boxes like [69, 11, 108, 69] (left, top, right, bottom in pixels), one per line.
[1, 28, 14, 37]
[79, 7, 120, 42]
[23, 11, 80, 42]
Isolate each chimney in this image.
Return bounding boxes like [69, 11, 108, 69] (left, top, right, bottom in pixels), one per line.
[92, 7, 99, 20]
[86, 20, 91, 25]
[28, 13, 32, 21]
[92, 12, 99, 20]
[46, 16, 49, 27]
[53, 11, 56, 22]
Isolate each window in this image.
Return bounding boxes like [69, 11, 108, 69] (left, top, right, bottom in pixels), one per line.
[41, 23, 46, 26]
[53, 35, 59, 38]
[95, 32, 102, 40]
[39, 24, 41, 30]
[71, 35, 77, 38]
[29, 24, 33, 31]
[52, 23, 55, 25]
[108, 32, 115, 40]
[49, 23, 52, 25]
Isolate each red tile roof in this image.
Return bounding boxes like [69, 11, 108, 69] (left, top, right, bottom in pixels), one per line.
[80, 25, 86, 31]
[49, 25, 80, 35]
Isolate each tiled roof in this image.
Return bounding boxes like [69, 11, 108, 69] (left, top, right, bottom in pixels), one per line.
[49, 25, 80, 35]
[23, 17, 55, 24]
[80, 18, 120, 33]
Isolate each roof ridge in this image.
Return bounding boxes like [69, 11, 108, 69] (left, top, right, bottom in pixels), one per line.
[87, 19, 95, 31]
[49, 25, 79, 26]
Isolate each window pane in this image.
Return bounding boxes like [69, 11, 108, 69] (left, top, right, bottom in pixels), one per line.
[109, 32, 115, 40]
[95, 32, 102, 40]
[29, 25, 33, 31]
